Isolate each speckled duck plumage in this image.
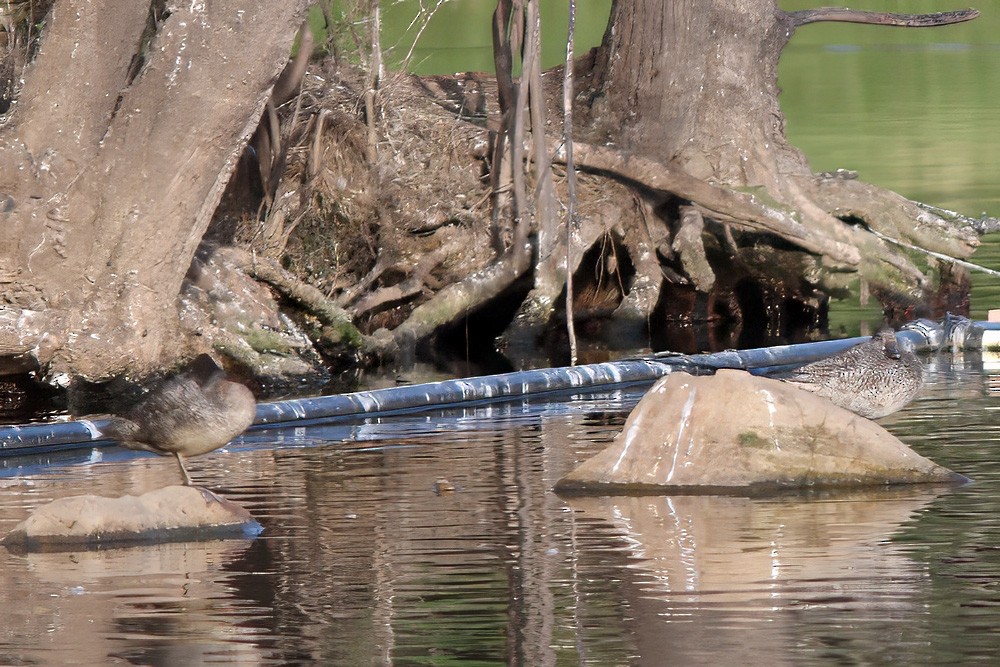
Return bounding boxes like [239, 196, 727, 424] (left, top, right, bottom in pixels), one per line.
[780, 328, 923, 419]
[100, 354, 256, 485]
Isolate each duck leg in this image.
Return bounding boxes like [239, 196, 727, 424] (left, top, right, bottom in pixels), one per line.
[174, 452, 194, 486]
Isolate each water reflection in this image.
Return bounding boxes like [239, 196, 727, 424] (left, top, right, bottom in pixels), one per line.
[3, 539, 266, 665]
[1, 357, 1000, 664]
[566, 490, 947, 665]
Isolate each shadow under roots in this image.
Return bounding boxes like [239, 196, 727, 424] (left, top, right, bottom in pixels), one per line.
[648, 277, 828, 354]
[425, 272, 535, 377]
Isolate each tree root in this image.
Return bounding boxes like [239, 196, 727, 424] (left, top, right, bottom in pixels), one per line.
[560, 140, 861, 267]
[553, 139, 980, 304]
[223, 247, 363, 351]
[393, 241, 533, 346]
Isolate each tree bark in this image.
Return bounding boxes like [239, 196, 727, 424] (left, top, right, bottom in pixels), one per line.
[571, 0, 979, 326]
[586, 0, 797, 185]
[0, 0, 310, 379]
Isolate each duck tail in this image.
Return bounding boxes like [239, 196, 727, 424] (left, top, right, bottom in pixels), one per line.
[98, 416, 142, 443]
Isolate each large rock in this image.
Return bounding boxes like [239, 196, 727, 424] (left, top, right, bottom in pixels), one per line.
[556, 369, 964, 494]
[1, 486, 262, 551]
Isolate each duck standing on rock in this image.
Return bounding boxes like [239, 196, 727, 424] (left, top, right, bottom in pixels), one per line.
[100, 354, 256, 485]
[776, 328, 924, 419]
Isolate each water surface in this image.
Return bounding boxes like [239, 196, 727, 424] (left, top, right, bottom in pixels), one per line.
[0, 353, 999, 665]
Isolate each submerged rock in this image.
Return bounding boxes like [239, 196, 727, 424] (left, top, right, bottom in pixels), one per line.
[1, 486, 262, 552]
[555, 369, 963, 494]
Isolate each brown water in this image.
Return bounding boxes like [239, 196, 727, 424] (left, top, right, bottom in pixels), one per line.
[0, 351, 999, 665]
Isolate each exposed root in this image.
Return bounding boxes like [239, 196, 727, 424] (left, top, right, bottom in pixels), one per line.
[224, 247, 363, 351]
[394, 242, 533, 346]
[560, 140, 861, 266]
[550, 138, 979, 307]
[205, 52, 988, 369]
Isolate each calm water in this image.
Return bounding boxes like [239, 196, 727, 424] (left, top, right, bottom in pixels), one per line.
[0, 352, 999, 665]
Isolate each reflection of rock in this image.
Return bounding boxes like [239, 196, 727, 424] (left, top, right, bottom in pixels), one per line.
[556, 370, 963, 493]
[1, 485, 261, 551]
[566, 489, 945, 662]
[568, 490, 940, 603]
[15, 539, 264, 665]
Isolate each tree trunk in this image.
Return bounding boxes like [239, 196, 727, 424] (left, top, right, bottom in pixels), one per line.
[589, 0, 799, 186]
[0, 0, 310, 379]
[567, 0, 979, 335]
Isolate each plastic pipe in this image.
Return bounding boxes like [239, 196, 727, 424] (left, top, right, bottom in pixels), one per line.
[0, 318, 978, 457]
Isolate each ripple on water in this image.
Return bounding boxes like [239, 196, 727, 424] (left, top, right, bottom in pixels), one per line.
[1, 362, 1000, 663]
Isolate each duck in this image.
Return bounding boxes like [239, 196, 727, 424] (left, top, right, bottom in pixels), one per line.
[99, 354, 256, 485]
[776, 328, 923, 419]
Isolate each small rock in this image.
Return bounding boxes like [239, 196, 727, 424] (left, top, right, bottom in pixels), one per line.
[433, 478, 456, 495]
[555, 369, 964, 495]
[1, 485, 262, 551]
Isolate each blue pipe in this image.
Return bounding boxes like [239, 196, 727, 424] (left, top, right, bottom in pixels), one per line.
[0, 318, 983, 457]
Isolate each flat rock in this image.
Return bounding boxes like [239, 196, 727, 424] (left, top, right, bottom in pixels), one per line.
[556, 369, 964, 494]
[1, 485, 262, 551]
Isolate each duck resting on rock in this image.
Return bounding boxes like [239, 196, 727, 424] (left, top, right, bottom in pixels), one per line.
[775, 328, 923, 419]
[100, 354, 256, 485]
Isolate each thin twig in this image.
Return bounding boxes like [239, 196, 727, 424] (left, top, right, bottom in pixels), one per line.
[869, 228, 1000, 279]
[510, 4, 528, 241]
[401, 0, 449, 68]
[524, 0, 557, 277]
[563, 0, 577, 365]
[364, 0, 382, 164]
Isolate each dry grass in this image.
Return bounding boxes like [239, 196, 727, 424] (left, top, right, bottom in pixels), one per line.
[232, 61, 496, 309]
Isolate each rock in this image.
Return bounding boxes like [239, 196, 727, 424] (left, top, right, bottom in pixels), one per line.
[555, 369, 964, 494]
[1, 486, 262, 552]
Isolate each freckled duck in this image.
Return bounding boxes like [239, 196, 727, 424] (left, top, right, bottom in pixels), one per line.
[100, 354, 256, 485]
[778, 328, 923, 419]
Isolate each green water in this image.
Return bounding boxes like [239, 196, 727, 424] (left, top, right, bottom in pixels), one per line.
[378, 0, 612, 74]
[378, 0, 1000, 329]
[779, 0, 1000, 323]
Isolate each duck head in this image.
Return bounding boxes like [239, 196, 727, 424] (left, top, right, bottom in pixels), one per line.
[876, 328, 901, 360]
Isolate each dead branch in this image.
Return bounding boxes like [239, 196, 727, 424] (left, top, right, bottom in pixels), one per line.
[787, 8, 978, 28]
[914, 201, 1000, 236]
[527, 1, 557, 254]
[273, 20, 313, 106]
[350, 244, 452, 318]
[336, 253, 392, 308]
[510, 6, 529, 239]
[869, 228, 1000, 279]
[307, 109, 330, 181]
[489, 0, 516, 257]
[492, 0, 516, 113]
[364, 0, 382, 164]
[394, 242, 532, 345]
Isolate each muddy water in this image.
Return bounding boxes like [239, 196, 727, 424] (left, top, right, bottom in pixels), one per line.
[0, 351, 997, 665]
